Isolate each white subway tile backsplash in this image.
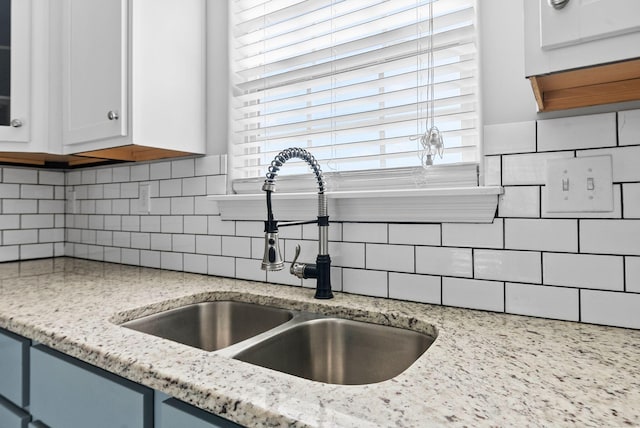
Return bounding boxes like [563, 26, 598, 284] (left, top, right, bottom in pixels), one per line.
[104, 216, 121, 231]
[623, 183, 640, 218]
[4, 230, 38, 245]
[303, 222, 341, 241]
[343, 268, 387, 298]
[121, 216, 140, 232]
[195, 235, 221, 255]
[235, 221, 263, 238]
[0, 184, 19, 198]
[151, 233, 172, 251]
[415, 246, 473, 277]
[581, 290, 640, 329]
[112, 199, 130, 215]
[208, 255, 235, 277]
[328, 241, 365, 269]
[4, 168, 38, 184]
[173, 234, 195, 253]
[183, 216, 208, 235]
[81, 170, 97, 185]
[194, 196, 219, 215]
[102, 183, 120, 199]
[96, 168, 112, 184]
[209, 216, 235, 235]
[121, 248, 140, 265]
[206, 175, 227, 195]
[112, 166, 131, 183]
[388, 272, 441, 304]
[120, 182, 139, 199]
[182, 177, 206, 196]
[538, 113, 616, 152]
[66, 171, 81, 186]
[39, 171, 65, 186]
[160, 252, 183, 271]
[234, 257, 266, 282]
[442, 277, 504, 312]
[95, 200, 112, 215]
[161, 216, 183, 234]
[131, 232, 151, 250]
[80, 200, 96, 215]
[502, 152, 573, 185]
[284, 240, 315, 263]
[484, 121, 536, 155]
[96, 231, 112, 246]
[172, 159, 195, 178]
[21, 243, 54, 259]
[474, 249, 541, 283]
[0, 215, 20, 230]
[130, 164, 150, 182]
[222, 236, 251, 258]
[484, 156, 501, 186]
[88, 215, 104, 230]
[343, 223, 387, 243]
[544, 253, 623, 291]
[618, 109, 640, 146]
[506, 283, 578, 321]
[499, 186, 540, 218]
[4, 200, 37, 214]
[389, 224, 440, 246]
[366, 244, 414, 273]
[160, 179, 182, 197]
[112, 232, 131, 248]
[81, 229, 97, 245]
[183, 253, 208, 274]
[577, 146, 640, 183]
[442, 219, 503, 248]
[40, 229, 65, 243]
[581, 220, 640, 255]
[171, 197, 195, 215]
[626, 257, 640, 293]
[150, 198, 171, 215]
[150, 162, 171, 180]
[22, 214, 54, 229]
[196, 155, 221, 176]
[20, 184, 53, 200]
[103, 247, 121, 263]
[505, 219, 577, 252]
[140, 250, 160, 268]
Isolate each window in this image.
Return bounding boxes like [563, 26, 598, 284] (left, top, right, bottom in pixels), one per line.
[230, 0, 479, 192]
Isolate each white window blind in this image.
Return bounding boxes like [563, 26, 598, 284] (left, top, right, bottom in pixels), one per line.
[230, 0, 479, 188]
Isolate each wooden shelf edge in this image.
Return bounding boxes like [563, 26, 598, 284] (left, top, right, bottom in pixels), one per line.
[529, 58, 640, 112]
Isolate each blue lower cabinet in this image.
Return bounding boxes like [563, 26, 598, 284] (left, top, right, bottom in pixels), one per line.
[0, 394, 30, 428]
[157, 396, 243, 428]
[30, 345, 153, 428]
[0, 328, 30, 408]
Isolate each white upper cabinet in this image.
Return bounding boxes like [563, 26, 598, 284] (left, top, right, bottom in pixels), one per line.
[61, 0, 127, 146]
[524, 0, 640, 76]
[61, 0, 205, 160]
[0, 0, 31, 145]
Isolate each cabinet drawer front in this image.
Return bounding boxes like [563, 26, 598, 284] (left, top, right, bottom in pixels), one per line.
[0, 395, 30, 428]
[0, 328, 29, 407]
[158, 398, 242, 428]
[30, 345, 152, 428]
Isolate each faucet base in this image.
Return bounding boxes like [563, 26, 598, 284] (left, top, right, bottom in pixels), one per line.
[313, 254, 333, 299]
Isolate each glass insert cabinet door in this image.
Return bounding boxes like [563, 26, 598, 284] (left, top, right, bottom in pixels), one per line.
[0, 0, 10, 127]
[0, 0, 30, 143]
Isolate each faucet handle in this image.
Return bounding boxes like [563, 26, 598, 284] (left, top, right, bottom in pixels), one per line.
[290, 245, 306, 278]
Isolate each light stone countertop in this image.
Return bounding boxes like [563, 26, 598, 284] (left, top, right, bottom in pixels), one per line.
[0, 258, 639, 427]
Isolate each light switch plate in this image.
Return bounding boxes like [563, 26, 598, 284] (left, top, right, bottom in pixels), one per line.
[138, 183, 151, 213]
[545, 155, 613, 212]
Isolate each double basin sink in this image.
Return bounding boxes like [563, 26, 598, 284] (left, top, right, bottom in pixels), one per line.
[121, 301, 435, 385]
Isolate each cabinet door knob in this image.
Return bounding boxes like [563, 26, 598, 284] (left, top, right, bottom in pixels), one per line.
[10, 119, 23, 128]
[548, 0, 570, 10]
[107, 111, 119, 120]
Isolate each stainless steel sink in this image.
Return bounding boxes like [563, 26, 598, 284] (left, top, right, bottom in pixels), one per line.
[233, 317, 434, 385]
[121, 301, 293, 351]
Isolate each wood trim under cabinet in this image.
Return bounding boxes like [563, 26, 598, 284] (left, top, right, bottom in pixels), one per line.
[529, 58, 640, 112]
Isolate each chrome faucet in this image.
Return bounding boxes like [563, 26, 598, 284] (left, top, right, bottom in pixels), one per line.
[261, 148, 333, 299]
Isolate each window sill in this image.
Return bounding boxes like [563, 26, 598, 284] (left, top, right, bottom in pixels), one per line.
[208, 187, 503, 223]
